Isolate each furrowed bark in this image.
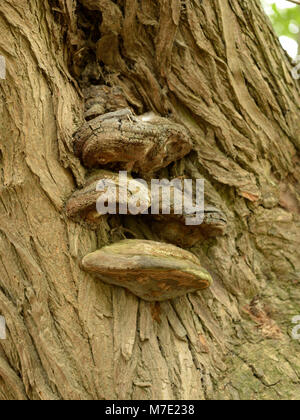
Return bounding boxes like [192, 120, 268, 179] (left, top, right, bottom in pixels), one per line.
[0, 0, 299, 400]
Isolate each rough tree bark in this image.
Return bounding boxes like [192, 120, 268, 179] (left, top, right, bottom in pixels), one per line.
[0, 0, 299, 400]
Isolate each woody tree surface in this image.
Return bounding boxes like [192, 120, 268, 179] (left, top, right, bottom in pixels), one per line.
[0, 0, 300, 400]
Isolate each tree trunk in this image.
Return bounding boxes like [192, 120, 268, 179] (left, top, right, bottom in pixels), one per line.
[0, 0, 299, 400]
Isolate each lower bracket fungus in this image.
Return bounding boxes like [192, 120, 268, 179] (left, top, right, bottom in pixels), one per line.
[81, 240, 213, 301]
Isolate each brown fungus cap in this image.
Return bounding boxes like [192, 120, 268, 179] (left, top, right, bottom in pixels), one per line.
[73, 113, 192, 176]
[65, 170, 151, 226]
[151, 205, 228, 247]
[146, 178, 228, 246]
[81, 239, 213, 301]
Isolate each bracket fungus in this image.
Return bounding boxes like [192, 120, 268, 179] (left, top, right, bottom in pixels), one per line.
[151, 206, 228, 247]
[65, 171, 227, 245]
[81, 240, 213, 301]
[148, 181, 228, 246]
[65, 170, 151, 226]
[73, 110, 192, 175]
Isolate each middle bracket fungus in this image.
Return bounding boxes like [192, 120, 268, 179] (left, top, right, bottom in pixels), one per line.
[65, 170, 151, 226]
[82, 240, 213, 301]
[65, 171, 227, 246]
[151, 206, 227, 247]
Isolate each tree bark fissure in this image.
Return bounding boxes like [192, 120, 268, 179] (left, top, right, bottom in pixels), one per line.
[0, 0, 299, 400]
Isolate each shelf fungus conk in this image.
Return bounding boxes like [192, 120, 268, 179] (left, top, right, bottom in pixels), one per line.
[65, 171, 227, 245]
[81, 240, 213, 301]
[65, 170, 151, 225]
[152, 206, 228, 247]
[73, 111, 192, 175]
[148, 182, 228, 246]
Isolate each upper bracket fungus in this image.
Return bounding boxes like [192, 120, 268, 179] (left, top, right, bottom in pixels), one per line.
[73, 110, 192, 175]
[81, 240, 213, 301]
[65, 170, 151, 226]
